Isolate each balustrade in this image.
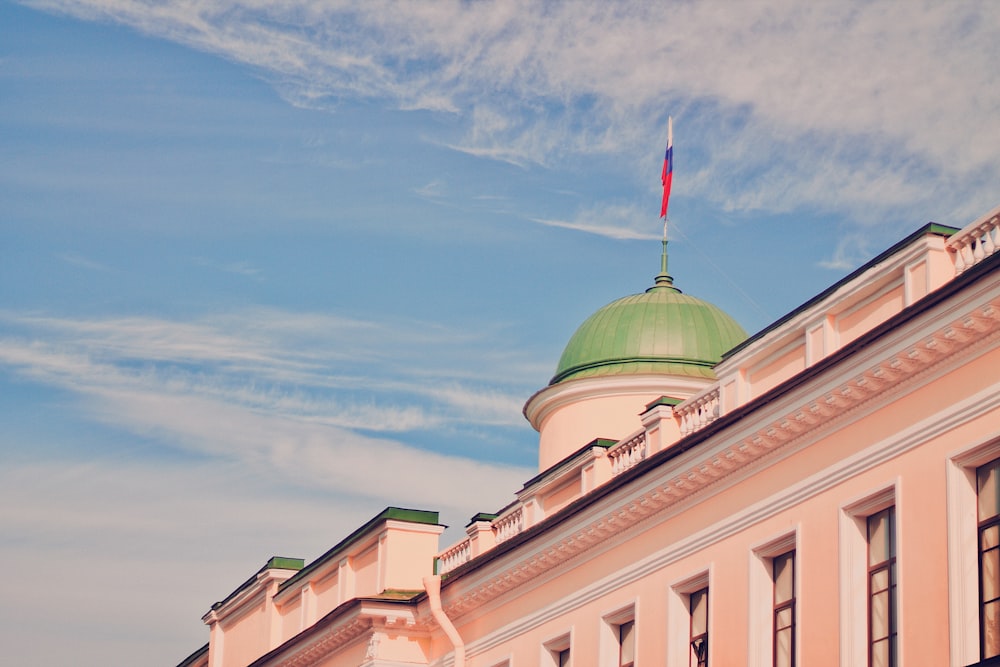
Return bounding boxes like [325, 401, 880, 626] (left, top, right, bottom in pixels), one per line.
[608, 432, 647, 475]
[492, 506, 524, 545]
[437, 538, 472, 575]
[949, 209, 1000, 274]
[676, 388, 721, 436]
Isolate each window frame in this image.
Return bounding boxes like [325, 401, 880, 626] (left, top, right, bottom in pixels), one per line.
[542, 632, 572, 667]
[601, 603, 636, 667]
[948, 439, 1000, 665]
[689, 586, 709, 667]
[669, 570, 711, 667]
[772, 550, 796, 667]
[750, 531, 798, 667]
[866, 507, 897, 667]
[977, 458, 1000, 660]
[839, 485, 898, 667]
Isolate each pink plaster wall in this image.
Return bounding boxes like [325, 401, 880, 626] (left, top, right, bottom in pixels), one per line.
[837, 284, 904, 346]
[382, 528, 440, 591]
[537, 392, 663, 469]
[440, 341, 1000, 666]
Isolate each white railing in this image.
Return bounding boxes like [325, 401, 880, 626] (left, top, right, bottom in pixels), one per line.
[948, 205, 1000, 274]
[437, 538, 472, 575]
[607, 432, 646, 475]
[676, 387, 721, 436]
[492, 505, 524, 545]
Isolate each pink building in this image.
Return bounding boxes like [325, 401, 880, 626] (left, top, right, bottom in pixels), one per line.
[178, 203, 1000, 667]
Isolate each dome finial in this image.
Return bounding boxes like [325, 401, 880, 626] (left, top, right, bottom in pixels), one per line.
[652, 219, 678, 291]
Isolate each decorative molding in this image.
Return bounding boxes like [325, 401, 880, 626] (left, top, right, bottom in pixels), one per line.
[261, 617, 370, 667]
[456, 371, 999, 658]
[524, 374, 710, 429]
[719, 230, 950, 376]
[443, 292, 1000, 657]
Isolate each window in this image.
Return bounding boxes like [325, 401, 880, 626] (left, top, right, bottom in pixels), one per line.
[948, 441, 1000, 665]
[601, 605, 635, 667]
[749, 532, 796, 667]
[772, 551, 795, 667]
[618, 619, 635, 667]
[979, 458, 1000, 659]
[690, 587, 709, 667]
[670, 571, 709, 667]
[841, 486, 896, 666]
[543, 633, 571, 667]
[867, 507, 896, 667]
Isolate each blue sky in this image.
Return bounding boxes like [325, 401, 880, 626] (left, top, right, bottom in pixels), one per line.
[2, 1, 998, 664]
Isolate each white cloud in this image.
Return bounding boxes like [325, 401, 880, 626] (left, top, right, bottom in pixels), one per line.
[0, 308, 537, 665]
[0, 457, 496, 666]
[532, 202, 662, 241]
[191, 256, 262, 277]
[56, 251, 113, 272]
[22, 0, 1000, 226]
[414, 179, 445, 198]
[0, 307, 539, 451]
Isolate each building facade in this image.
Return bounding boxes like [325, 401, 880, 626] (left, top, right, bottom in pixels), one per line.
[179, 203, 1000, 667]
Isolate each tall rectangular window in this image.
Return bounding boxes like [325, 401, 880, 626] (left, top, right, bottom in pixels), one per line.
[979, 458, 1000, 659]
[772, 550, 795, 667]
[618, 619, 635, 667]
[543, 633, 571, 667]
[867, 507, 896, 667]
[690, 587, 709, 667]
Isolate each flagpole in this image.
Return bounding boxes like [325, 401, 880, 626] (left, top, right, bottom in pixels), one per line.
[662, 217, 668, 277]
[658, 116, 673, 285]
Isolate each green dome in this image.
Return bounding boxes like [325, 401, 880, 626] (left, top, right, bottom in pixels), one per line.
[552, 272, 748, 385]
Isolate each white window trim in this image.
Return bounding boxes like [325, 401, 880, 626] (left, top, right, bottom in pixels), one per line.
[541, 631, 572, 667]
[748, 530, 798, 667]
[948, 437, 1000, 666]
[600, 601, 637, 667]
[669, 569, 711, 667]
[839, 483, 897, 667]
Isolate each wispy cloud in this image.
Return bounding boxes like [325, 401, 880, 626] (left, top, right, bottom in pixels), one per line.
[22, 0, 1000, 226]
[532, 202, 661, 241]
[0, 457, 472, 665]
[191, 256, 262, 278]
[414, 179, 445, 199]
[0, 308, 541, 463]
[818, 232, 874, 271]
[0, 307, 536, 663]
[56, 251, 112, 272]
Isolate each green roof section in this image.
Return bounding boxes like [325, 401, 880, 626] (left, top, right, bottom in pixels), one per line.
[211, 556, 304, 611]
[466, 512, 498, 527]
[552, 269, 747, 385]
[266, 556, 305, 570]
[644, 395, 683, 410]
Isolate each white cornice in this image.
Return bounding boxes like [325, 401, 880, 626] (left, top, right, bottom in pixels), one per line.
[259, 616, 370, 667]
[258, 601, 434, 667]
[442, 280, 1000, 639]
[253, 269, 1000, 666]
[524, 374, 710, 429]
[717, 233, 948, 375]
[454, 371, 1000, 660]
[205, 568, 299, 626]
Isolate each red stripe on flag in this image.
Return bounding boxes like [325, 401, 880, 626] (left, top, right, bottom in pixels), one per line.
[660, 144, 673, 219]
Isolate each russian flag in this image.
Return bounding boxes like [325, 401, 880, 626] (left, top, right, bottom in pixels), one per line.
[660, 116, 673, 219]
